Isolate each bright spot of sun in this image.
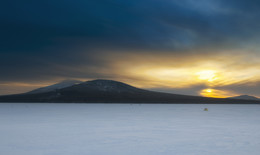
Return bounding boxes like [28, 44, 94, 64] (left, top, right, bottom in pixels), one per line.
[196, 70, 218, 82]
[205, 89, 212, 93]
[200, 88, 233, 98]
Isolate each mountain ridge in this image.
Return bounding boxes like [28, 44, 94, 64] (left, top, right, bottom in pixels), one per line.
[0, 79, 259, 104]
[27, 79, 82, 94]
[228, 95, 259, 101]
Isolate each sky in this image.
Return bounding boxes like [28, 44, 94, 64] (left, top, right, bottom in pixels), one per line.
[0, 0, 260, 98]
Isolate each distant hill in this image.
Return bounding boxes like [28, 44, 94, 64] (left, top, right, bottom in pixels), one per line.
[0, 79, 259, 104]
[228, 95, 259, 101]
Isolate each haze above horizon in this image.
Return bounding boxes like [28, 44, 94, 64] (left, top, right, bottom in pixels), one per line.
[0, 0, 260, 98]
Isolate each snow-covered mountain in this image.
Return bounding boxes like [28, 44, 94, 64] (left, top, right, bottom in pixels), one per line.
[27, 80, 82, 94]
[1, 79, 260, 104]
[66, 79, 146, 93]
[229, 95, 259, 101]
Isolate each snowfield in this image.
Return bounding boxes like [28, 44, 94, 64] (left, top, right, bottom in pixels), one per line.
[0, 103, 260, 155]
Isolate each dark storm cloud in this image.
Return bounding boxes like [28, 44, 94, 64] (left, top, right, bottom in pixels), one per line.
[0, 0, 260, 82]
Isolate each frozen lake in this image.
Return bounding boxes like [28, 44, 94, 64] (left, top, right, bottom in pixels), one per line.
[0, 103, 260, 155]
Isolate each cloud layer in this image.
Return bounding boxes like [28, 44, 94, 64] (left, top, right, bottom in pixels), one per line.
[0, 0, 260, 96]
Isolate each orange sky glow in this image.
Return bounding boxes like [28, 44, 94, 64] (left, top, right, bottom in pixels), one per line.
[1, 50, 259, 98]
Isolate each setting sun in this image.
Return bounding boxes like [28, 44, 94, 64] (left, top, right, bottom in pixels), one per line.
[200, 88, 234, 98]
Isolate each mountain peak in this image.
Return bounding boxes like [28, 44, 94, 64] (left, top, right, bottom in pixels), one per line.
[77, 79, 142, 93]
[85, 79, 130, 86]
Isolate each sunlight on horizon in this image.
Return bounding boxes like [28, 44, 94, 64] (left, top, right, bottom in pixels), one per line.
[200, 88, 234, 98]
[2, 52, 260, 98]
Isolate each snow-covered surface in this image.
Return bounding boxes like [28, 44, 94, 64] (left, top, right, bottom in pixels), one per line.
[0, 103, 260, 155]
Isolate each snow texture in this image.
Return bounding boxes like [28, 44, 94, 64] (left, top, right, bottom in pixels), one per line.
[0, 103, 260, 155]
